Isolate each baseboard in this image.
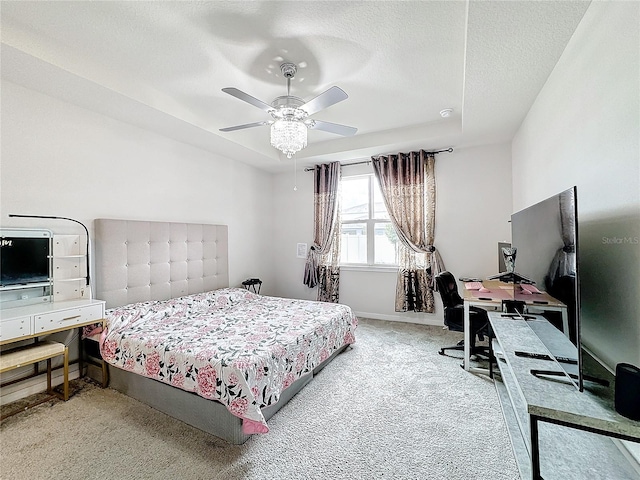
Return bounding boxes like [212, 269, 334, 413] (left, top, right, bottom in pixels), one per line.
[354, 311, 443, 326]
[0, 365, 80, 405]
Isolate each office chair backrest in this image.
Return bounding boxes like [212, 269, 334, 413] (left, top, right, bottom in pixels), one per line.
[435, 272, 463, 309]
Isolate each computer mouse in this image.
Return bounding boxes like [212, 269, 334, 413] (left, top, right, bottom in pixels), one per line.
[479, 287, 490, 293]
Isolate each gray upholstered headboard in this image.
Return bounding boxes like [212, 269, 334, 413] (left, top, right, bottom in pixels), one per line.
[94, 219, 229, 309]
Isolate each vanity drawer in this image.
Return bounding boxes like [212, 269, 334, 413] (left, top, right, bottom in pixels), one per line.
[34, 304, 103, 333]
[0, 316, 32, 342]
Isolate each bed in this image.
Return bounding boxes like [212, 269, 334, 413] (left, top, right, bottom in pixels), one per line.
[94, 219, 356, 444]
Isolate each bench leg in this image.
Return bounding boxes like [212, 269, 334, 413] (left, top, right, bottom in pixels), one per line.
[46, 358, 52, 393]
[101, 359, 109, 388]
[63, 347, 69, 401]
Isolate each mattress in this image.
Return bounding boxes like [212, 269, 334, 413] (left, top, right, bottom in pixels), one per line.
[100, 288, 357, 433]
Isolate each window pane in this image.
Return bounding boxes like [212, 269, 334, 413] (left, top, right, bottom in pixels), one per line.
[372, 180, 390, 220]
[341, 177, 369, 221]
[340, 223, 367, 264]
[374, 223, 399, 265]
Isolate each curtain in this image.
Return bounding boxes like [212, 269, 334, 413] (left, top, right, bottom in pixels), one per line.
[546, 188, 577, 288]
[303, 161, 341, 303]
[372, 150, 445, 312]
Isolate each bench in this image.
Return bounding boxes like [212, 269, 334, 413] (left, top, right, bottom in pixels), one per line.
[0, 341, 69, 419]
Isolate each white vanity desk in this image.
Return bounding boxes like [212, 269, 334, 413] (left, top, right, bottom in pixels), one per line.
[0, 298, 105, 345]
[490, 313, 640, 479]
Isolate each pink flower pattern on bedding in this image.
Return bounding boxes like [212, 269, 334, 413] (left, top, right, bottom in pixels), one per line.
[100, 288, 357, 433]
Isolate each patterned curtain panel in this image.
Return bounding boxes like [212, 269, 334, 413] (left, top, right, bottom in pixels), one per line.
[303, 161, 341, 303]
[372, 150, 445, 313]
[547, 188, 577, 285]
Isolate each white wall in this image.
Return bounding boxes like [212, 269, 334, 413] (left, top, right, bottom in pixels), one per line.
[512, 1, 640, 370]
[272, 143, 512, 325]
[0, 80, 275, 294]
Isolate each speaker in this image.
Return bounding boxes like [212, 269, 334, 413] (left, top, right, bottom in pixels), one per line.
[615, 363, 640, 420]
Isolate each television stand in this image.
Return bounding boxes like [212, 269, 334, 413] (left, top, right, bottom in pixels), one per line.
[489, 313, 640, 479]
[531, 368, 610, 387]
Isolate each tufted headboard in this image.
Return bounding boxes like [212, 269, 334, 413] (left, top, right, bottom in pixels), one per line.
[94, 219, 229, 309]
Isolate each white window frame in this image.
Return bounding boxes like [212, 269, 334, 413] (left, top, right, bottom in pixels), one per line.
[340, 174, 397, 268]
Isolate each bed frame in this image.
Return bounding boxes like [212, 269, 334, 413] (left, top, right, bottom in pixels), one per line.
[94, 218, 345, 444]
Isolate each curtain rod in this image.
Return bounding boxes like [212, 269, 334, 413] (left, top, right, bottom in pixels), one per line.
[303, 148, 453, 172]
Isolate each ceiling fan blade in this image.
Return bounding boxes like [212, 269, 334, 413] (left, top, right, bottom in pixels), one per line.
[219, 121, 270, 132]
[309, 120, 357, 136]
[222, 88, 273, 113]
[300, 86, 348, 116]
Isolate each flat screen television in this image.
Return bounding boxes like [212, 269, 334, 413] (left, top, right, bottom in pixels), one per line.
[510, 186, 584, 391]
[0, 230, 52, 289]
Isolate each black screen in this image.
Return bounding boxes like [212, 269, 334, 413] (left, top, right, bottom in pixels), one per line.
[511, 186, 582, 390]
[0, 237, 50, 286]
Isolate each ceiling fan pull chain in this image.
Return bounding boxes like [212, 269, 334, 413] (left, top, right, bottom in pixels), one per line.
[293, 156, 298, 191]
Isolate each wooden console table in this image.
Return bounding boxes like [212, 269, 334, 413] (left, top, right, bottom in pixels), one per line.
[489, 313, 640, 479]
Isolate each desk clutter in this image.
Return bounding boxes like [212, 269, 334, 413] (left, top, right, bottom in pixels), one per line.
[467, 279, 565, 304]
[463, 279, 541, 294]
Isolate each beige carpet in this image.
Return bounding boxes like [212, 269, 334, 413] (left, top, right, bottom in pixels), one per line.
[0, 319, 519, 480]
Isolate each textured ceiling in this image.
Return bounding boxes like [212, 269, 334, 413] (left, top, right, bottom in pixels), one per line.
[0, 1, 591, 172]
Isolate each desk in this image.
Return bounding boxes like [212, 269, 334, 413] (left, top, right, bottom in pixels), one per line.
[0, 299, 105, 394]
[1, 299, 105, 345]
[462, 280, 568, 373]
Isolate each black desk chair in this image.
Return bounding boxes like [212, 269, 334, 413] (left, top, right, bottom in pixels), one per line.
[436, 271, 490, 359]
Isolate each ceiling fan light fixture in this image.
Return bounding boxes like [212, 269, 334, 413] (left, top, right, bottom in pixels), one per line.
[220, 62, 356, 157]
[270, 118, 307, 158]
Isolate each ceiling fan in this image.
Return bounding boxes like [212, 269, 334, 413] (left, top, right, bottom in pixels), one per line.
[219, 63, 357, 158]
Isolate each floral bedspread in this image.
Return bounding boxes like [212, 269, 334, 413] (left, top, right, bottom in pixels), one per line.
[100, 288, 357, 433]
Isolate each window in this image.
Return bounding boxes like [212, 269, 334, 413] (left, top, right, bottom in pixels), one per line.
[340, 174, 399, 266]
